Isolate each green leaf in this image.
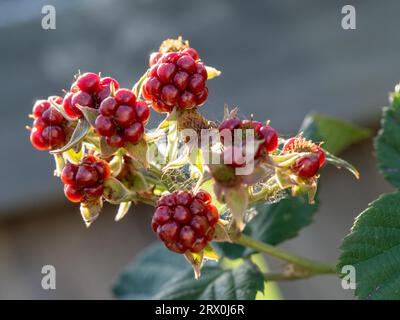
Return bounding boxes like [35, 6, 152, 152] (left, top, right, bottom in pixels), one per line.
[337, 192, 400, 299]
[300, 112, 370, 155]
[100, 137, 118, 158]
[103, 177, 133, 204]
[113, 243, 189, 299]
[113, 243, 264, 300]
[247, 194, 319, 245]
[76, 105, 98, 127]
[375, 101, 400, 188]
[50, 119, 90, 154]
[125, 140, 149, 169]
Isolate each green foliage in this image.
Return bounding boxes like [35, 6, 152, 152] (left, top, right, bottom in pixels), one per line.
[300, 112, 371, 155]
[337, 192, 400, 299]
[375, 96, 400, 188]
[113, 243, 264, 300]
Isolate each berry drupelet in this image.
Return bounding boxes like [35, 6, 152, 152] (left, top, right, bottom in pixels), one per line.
[152, 190, 219, 254]
[282, 136, 325, 178]
[63, 72, 120, 118]
[142, 50, 208, 113]
[218, 117, 278, 167]
[30, 96, 68, 150]
[94, 88, 150, 148]
[61, 155, 110, 203]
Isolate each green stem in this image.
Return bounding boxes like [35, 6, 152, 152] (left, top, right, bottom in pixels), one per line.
[263, 272, 313, 282]
[235, 234, 337, 274]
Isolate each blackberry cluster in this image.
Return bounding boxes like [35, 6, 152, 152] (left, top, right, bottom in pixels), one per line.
[152, 190, 219, 254]
[218, 117, 278, 167]
[94, 89, 150, 147]
[282, 137, 325, 178]
[30, 96, 68, 150]
[142, 50, 208, 113]
[61, 155, 110, 203]
[63, 72, 120, 118]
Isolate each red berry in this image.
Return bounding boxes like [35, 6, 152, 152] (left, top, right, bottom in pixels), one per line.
[188, 74, 205, 94]
[70, 81, 80, 93]
[292, 155, 320, 178]
[173, 71, 190, 91]
[115, 89, 136, 106]
[135, 101, 150, 124]
[94, 161, 110, 180]
[32, 100, 50, 118]
[316, 147, 325, 167]
[95, 115, 116, 136]
[64, 185, 83, 202]
[77, 72, 100, 93]
[75, 165, 98, 187]
[61, 164, 78, 186]
[115, 105, 136, 128]
[191, 237, 207, 253]
[157, 63, 176, 83]
[63, 92, 81, 118]
[100, 77, 120, 90]
[182, 47, 199, 61]
[152, 99, 171, 113]
[152, 191, 219, 254]
[157, 193, 176, 207]
[173, 206, 192, 224]
[144, 78, 162, 97]
[41, 108, 64, 126]
[190, 215, 209, 235]
[33, 117, 47, 130]
[160, 52, 180, 64]
[99, 97, 119, 116]
[84, 184, 104, 199]
[258, 125, 278, 153]
[30, 129, 47, 150]
[176, 55, 196, 74]
[189, 199, 206, 215]
[153, 206, 172, 225]
[124, 122, 144, 144]
[219, 117, 241, 132]
[195, 191, 211, 204]
[176, 190, 192, 206]
[149, 52, 162, 66]
[179, 226, 196, 248]
[42, 126, 65, 147]
[158, 221, 179, 242]
[71, 91, 94, 109]
[205, 205, 219, 225]
[178, 91, 196, 109]
[161, 85, 179, 106]
[196, 62, 207, 79]
[106, 134, 124, 148]
[195, 87, 208, 105]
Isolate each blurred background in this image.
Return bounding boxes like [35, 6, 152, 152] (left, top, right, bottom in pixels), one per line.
[0, 0, 398, 299]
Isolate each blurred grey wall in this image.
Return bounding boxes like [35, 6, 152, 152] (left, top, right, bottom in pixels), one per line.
[0, 0, 397, 299]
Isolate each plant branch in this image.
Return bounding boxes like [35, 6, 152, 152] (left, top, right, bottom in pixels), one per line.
[235, 234, 337, 274]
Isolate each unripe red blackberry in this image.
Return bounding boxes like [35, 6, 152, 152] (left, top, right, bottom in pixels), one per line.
[61, 155, 110, 203]
[218, 117, 278, 166]
[152, 190, 219, 254]
[143, 50, 209, 113]
[282, 136, 325, 177]
[63, 73, 120, 118]
[94, 89, 149, 148]
[30, 97, 68, 150]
